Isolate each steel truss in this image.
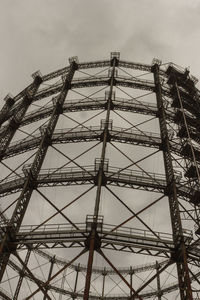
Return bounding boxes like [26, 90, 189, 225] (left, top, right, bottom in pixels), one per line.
[0, 53, 200, 299]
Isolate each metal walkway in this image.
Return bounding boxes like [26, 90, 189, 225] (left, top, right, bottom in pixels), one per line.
[5, 126, 161, 158]
[8, 222, 177, 257]
[3, 126, 195, 166]
[0, 164, 198, 202]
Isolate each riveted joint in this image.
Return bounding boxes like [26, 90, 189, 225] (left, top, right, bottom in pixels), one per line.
[1, 228, 17, 253]
[52, 96, 63, 114]
[105, 100, 114, 110]
[43, 134, 52, 146]
[5, 241, 17, 253]
[39, 126, 52, 145]
[153, 84, 159, 93]
[3, 94, 14, 106]
[50, 255, 56, 264]
[24, 94, 33, 105]
[159, 138, 167, 151]
[110, 52, 120, 66]
[84, 231, 101, 250]
[55, 101, 63, 114]
[64, 81, 72, 90]
[151, 64, 159, 73]
[19, 270, 25, 277]
[9, 117, 20, 130]
[0, 151, 4, 160]
[171, 245, 186, 263]
[108, 77, 116, 86]
[75, 264, 80, 272]
[72, 61, 78, 71]
[111, 57, 119, 67]
[94, 170, 107, 186]
[100, 130, 111, 142]
[31, 70, 43, 85]
[22, 164, 35, 182]
[157, 291, 163, 297]
[129, 268, 134, 275]
[33, 75, 43, 85]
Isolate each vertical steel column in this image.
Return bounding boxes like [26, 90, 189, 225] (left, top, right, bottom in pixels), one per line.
[58, 269, 66, 300]
[152, 63, 193, 300]
[0, 59, 78, 282]
[72, 264, 80, 299]
[83, 54, 117, 300]
[83, 228, 95, 300]
[13, 249, 31, 300]
[174, 81, 200, 229]
[43, 256, 55, 300]
[0, 94, 14, 127]
[0, 75, 42, 160]
[156, 261, 162, 300]
[0, 209, 9, 243]
[94, 55, 117, 218]
[102, 268, 106, 298]
[130, 266, 133, 299]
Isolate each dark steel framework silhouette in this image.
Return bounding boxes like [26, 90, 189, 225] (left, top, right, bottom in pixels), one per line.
[0, 53, 200, 299]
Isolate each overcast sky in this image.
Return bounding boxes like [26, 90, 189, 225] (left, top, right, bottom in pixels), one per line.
[0, 1, 200, 297]
[0, 0, 200, 99]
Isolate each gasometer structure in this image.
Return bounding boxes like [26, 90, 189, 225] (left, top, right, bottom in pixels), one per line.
[0, 53, 200, 299]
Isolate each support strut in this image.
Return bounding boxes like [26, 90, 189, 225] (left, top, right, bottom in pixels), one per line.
[83, 53, 117, 300]
[152, 63, 193, 300]
[0, 59, 78, 282]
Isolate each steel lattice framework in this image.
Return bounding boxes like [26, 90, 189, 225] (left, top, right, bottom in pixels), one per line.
[0, 53, 200, 299]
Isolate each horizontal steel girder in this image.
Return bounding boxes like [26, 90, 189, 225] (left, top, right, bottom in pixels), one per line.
[11, 60, 158, 101]
[11, 97, 159, 127]
[5, 256, 188, 300]
[5, 75, 170, 119]
[34, 248, 168, 274]
[3, 126, 193, 169]
[32, 75, 171, 101]
[0, 97, 178, 139]
[5, 126, 161, 158]
[4, 222, 177, 256]
[0, 164, 198, 201]
[42, 59, 153, 82]
[3, 222, 199, 259]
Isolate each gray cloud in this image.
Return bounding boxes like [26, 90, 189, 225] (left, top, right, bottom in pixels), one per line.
[1, 0, 200, 98]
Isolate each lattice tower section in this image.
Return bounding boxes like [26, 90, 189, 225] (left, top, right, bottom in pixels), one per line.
[0, 53, 200, 299]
